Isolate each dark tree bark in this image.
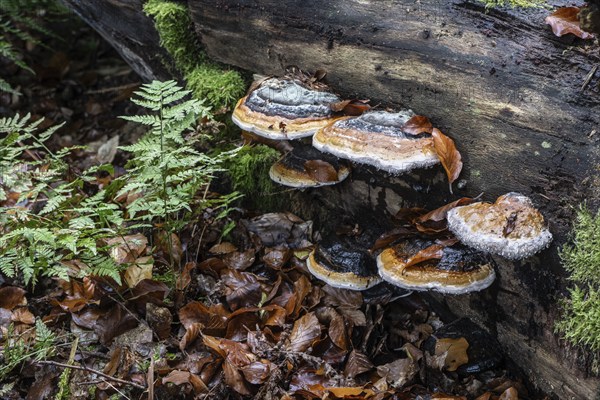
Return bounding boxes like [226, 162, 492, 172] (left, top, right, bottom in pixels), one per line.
[61, 1, 600, 398]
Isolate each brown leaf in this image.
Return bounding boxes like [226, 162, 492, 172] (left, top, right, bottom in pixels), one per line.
[222, 270, 264, 309]
[434, 337, 469, 372]
[499, 387, 519, 400]
[240, 360, 272, 384]
[154, 231, 183, 266]
[224, 359, 252, 395]
[403, 244, 445, 269]
[209, 242, 237, 255]
[287, 312, 321, 352]
[503, 211, 519, 237]
[344, 350, 374, 378]
[370, 227, 416, 253]
[328, 311, 349, 350]
[146, 303, 172, 340]
[330, 99, 371, 116]
[432, 128, 462, 193]
[304, 160, 339, 183]
[11, 308, 35, 325]
[263, 247, 292, 270]
[95, 304, 138, 346]
[327, 387, 376, 397]
[104, 233, 147, 264]
[180, 322, 203, 351]
[402, 115, 433, 135]
[176, 261, 196, 291]
[0, 287, 26, 310]
[377, 357, 419, 389]
[223, 249, 256, 270]
[475, 393, 493, 400]
[545, 7, 594, 39]
[123, 256, 154, 289]
[415, 197, 478, 235]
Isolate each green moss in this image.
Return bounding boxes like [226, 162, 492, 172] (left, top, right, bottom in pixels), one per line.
[556, 286, 600, 352]
[143, 0, 245, 110]
[223, 145, 282, 210]
[478, 0, 546, 8]
[560, 206, 600, 286]
[556, 206, 600, 358]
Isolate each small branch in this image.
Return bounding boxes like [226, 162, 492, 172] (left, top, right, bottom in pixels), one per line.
[581, 64, 598, 93]
[36, 360, 146, 390]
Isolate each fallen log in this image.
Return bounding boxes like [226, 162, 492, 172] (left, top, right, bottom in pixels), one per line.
[61, 0, 600, 398]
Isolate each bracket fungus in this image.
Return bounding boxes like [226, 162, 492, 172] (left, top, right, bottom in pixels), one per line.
[232, 77, 342, 140]
[313, 110, 440, 174]
[446, 192, 553, 260]
[269, 143, 351, 188]
[376, 239, 496, 294]
[307, 234, 382, 291]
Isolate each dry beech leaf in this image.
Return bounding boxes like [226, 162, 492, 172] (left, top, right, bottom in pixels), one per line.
[330, 99, 371, 116]
[432, 128, 463, 194]
[344, 350, 374, 378]
[287, 312, 321, 353]
[475, 393, 493, 400]
[176, 261, 196, 291]
[240, 360, 272, 384]
[0, 287, 26, 310]
[11, 307, 35, 325]
[377, 357, 419, 389]
[402, 115, 433, 135]
[123, 256, 154, 289]
[498, 387, 519, 400]
[404, 244, 445, 269]
[545, 7, 594, 39]
[415, 197, 478, 235]
[326, 387, 376, 397]
[304, 160, 338, 183]
[434, 337, 469, 372]
[209, 242, 237, 255]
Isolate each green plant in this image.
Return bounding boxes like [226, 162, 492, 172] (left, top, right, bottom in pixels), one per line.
[0, 114, 123, 284]
[478, 0, 546, 8]
[0, 0, 66, 94]
[143, 0, 246, 110]
[117, 80, 240, 233]
[0, 319, 56, 380]
[556, 206, 600, 358]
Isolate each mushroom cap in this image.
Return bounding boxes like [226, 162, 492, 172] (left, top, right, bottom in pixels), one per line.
[446, 192, 553, 260]
[312, 110, 440, 173]
[307, 235, 382, 291]
[376, 239, 496, 294]
[232, 78, 342, 140]
[269, 144, 351, 188]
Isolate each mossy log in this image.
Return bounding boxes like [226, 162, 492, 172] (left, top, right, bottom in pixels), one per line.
[61, 0, 600, 398]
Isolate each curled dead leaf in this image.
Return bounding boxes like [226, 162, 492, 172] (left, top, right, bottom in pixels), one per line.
[402, 115, 433, 135]
[434, 337, 469, 372]
[287, 312, 321, 353]
[545, 7, 595, 39]
[304, 160, 339, 183]
[432, 128, 462, 194]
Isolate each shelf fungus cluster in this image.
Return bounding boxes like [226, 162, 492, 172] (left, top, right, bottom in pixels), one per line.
[231, 75, 553, 295]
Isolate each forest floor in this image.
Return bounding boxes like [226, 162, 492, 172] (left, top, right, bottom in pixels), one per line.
[0, 9, 546, 400]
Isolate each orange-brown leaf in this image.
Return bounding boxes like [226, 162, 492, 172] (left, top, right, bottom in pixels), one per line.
[432, 128, 462, 193]
[402, 115, 433, 135]
[434, 337, 469, 372]
[287, 312, 321, 352]
[545, 7, 594, 39]
[404, 244, 445, 269]
[304, 160, 339, 183]
[330, 99, 371, 116]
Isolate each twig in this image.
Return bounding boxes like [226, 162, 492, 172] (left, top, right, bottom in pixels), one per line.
[581, 64, 598, 93]
[85, 83, 140, 95]
[36, 360, 146, 390]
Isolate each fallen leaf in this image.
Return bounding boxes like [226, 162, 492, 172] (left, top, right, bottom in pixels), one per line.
[404, 243, 456, 269]
[223, 249, 256, 270]
[415, 196, 479, 235]
[176, 261, 196, 291]
[287, 312, 321, 352]
[123, 256, 153, 288]
[304, 160, 339, 183]
[104, 234, 147, 264]
[327, 386, 376, 397]
[330, 99, 371, 116]
[263, 247, 292, 270]
[344, 350, 374, 378]
[432, 128, 462, 194]
[0, 286, 26, 310]
[545, 7, 594, 39]
[498, 387, 519, 400]
[376, 357, 419, 389]
[209, 242, 237, 255]
[402, 115, 433, 135]
[434, 337, 469, 372]
[240, 360, 272, 384]
[11, 307, 35, 325]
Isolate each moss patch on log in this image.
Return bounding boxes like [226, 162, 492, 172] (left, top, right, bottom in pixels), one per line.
[222, 145, 283, 210]
[556, 206, 600, 360]
[478, 0, 545, 7]
[143, 0, 245, 110]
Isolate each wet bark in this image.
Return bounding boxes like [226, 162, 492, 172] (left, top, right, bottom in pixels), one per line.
[61, 0, 600, 398]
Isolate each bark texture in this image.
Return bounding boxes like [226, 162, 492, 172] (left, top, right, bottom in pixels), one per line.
[61, 1, 600, 398]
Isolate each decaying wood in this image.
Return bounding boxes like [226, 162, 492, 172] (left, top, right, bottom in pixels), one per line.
[60, 0, 600, 398]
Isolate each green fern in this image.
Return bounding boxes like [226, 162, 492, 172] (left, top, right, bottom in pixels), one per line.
[118, 80, 239, 236]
